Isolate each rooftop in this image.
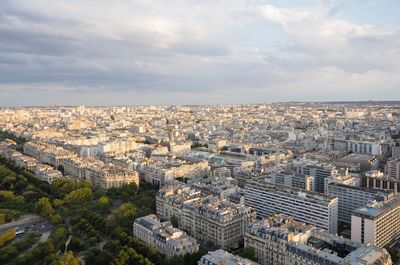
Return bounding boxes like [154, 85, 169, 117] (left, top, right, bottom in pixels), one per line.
[353, 194, 400, 218]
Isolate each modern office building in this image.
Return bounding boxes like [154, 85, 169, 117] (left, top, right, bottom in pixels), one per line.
[244, 180, 338, 233]
[133, 214, 199, 258]
[351, 194, 400, 247]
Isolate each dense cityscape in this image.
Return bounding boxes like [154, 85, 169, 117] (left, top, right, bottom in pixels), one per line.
[0, 102, 399, 264]
[1, 0, 400, 264]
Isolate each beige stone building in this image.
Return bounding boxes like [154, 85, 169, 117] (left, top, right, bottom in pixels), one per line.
[157, 184, 256, 251]
[245, 214, 392, 265]
[133, 214, 199, 258]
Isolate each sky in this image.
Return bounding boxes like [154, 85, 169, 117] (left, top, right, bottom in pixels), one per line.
[0, 0, 399, 106]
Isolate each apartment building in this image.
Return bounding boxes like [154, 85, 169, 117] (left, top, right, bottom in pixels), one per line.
[351, 194, 400, 247]
[85, 164, 139, 189]
[191, 174, 239, 200]
[346, 140, 383, 156]
[245, 180, 338, 233]
[245, 214, 392, 265]
[245, 214, 313, 265]
[156, 184, 256, 251]
[0, 145, 63, 183]
[62, 157, 97, 179]
[326, 181, 392, 224]
[392, 144, 400, 159]
[97, 138, 139, 155]
[270, 170, 313, 191]
[285, 239, 392, 265]
[198, 249, 260, 265]
[33, 164, 63, 183]
[294, 159, 338, 193]
[133, 214, 199, 258]
[364, 170, 400, 193]
[141, 160, 209, 186]
[387, 158, 400, 179]
[23, 142, 77, 168]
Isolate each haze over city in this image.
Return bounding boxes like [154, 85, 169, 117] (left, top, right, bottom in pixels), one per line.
[1, 0, 400, 106]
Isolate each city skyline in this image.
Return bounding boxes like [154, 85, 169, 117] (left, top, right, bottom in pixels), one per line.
[1, 0, 400, 106]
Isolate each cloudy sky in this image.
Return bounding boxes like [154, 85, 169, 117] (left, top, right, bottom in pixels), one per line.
[0, 0, 399, 106]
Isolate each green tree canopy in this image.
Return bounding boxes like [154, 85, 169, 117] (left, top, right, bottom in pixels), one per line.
[36, 197, 55, 217]
[107, 203, 139, 229]
[59, 251, 80, 265]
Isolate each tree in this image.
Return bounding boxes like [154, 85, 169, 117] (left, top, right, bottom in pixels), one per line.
[50, 214, 62, 225]
[52, 179, 92, 196]
[107, 203, 139, 229]
[170, 215, 179, 228]
[50, 226, 68, 250]
[59, 251, 80, 265]
[84, 247, 113, 265]
[111, 247, 153, 265]
[387, 247, 399, 263]
[36, 197, 55, 217]
[63, 187, 93, 204]
[0, 190, 24, 203]
[106, 183, 138, 202]
[57, 165, 65, 175]
[0, 228, 16, 247]
[242, 246, 257, 262]
[98, 196, 110, 212]
[0, 213, 5, 225]
[53, 198, 64, 208]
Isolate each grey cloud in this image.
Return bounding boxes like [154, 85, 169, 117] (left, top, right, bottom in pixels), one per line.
[0, 0, 399, 106]
[169, 42, 231, 57]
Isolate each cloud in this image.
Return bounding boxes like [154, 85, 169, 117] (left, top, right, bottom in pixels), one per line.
[0, 0, 399, 105]
[259, 3, 400, 74]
